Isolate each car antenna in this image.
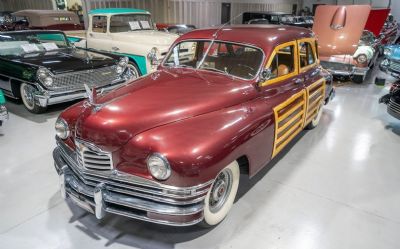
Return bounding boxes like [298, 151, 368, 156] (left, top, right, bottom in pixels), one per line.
[211, 12, 245, 41]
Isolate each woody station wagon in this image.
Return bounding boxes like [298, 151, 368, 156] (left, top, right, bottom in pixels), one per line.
[53, 25, 334, 226]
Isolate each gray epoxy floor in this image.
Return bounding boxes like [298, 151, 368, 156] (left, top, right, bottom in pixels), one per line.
[0, 67, 400, 249]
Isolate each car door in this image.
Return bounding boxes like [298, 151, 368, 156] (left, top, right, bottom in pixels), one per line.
[260, 41, 307, 158]
[297, 38, 326, 127]
[86, 15, 112, 51]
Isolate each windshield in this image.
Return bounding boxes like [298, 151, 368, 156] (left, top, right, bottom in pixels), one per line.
[0, 32, 69, 57]
[110, 14, 154, 32]
[164, 40, 264, 80]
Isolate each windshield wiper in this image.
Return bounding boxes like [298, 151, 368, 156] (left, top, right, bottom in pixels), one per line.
[200, 66, 228, 75]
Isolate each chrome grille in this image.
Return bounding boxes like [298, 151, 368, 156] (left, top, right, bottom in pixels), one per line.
[389, 61, 400, 73]
[320, 61, 353, 72]
[75, 140, 113, 171]
[388, 98, 400, 114]
[50, 66, 120, 92]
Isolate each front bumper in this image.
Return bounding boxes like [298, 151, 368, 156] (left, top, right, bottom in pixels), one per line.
[387, 97, 400, 120]
[0, 105, 8, 124]
[35, 79, 126, 108]
[320, 61, 368, 78]
[53, 140, 212, 226]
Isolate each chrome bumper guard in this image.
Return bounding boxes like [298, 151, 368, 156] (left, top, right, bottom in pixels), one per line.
[0, 105, 8, 122]
[53, 141, 212, 226]
[388, 98, 400, 120]
[35, 79, 126, 107]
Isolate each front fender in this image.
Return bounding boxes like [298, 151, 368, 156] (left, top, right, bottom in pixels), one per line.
[116, 99, 275, 187]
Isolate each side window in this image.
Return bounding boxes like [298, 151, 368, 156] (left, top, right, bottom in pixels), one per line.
[269, 45, 295, 79]
[299, 41, 315, 68]
[92, 16, 107, 33]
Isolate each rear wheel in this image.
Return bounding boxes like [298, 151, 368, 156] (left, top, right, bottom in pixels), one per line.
[20, 83, 47, 114]
[306, 103, 323, 130]
[200, 160, 240, 227]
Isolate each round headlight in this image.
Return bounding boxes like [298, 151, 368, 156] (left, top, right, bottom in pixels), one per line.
[43, 77, 53, 87]
[55, 118, 70, 139]
[37, 68, 48, 79]
[384, 48, 391, 56]
[357, 54, 367, 64]
[118, 57, 128, 67]
[147, 153, 171, 180]
[116, 65, 124, 74]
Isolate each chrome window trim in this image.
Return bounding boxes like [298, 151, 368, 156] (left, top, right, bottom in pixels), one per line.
[161, 38, 266, 82]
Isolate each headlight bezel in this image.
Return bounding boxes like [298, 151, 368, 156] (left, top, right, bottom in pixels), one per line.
[116, 56, 128, 75]
[384, 48, 391, 56]
[147, 153, 171, 180]
[356, 54, 368, 64]
[55, 117, 70, 140]
[36, 67, 54, 87]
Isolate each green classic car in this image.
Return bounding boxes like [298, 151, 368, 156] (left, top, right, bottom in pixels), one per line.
[0, 89, 8, 126]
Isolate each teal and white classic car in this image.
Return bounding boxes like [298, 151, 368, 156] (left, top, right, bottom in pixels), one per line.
[67, 8, 179, 77]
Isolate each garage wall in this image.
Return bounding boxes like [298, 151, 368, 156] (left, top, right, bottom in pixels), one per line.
[84, 0, 297, 28]
[0, 0, 54, 11]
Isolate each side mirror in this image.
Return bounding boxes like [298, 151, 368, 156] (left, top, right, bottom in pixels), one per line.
[259, 68, 272, 83]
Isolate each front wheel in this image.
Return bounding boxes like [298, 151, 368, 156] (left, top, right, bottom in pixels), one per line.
[200, 160, 240, 227]
[20, 83, 47, 114]
[126, 62, 141, 81]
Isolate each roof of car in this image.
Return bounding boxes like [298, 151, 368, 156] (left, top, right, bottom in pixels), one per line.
[243, 11, 291, 15]
[176, 25, 314, 55]
[12, 9, 77, 17]
[89, 8, 150, 15]
[0, 30, 66, 36]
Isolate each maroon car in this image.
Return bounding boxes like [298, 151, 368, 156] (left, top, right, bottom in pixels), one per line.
[53, 25, 334, 226]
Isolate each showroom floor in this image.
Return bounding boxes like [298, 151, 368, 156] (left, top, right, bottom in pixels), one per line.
[1, 67, 400, 249]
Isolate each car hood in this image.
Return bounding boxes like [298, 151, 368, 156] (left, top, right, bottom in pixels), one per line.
[365, 9, 390, 37]
[110, 30, 178, 47]
[386, 45, 400, 61]
[74, 68, 257, 147]
[12, 48, 117, 74]
[312, 5, 371, 56]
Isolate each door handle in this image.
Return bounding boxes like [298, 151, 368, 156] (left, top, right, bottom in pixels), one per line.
[311, 68, 321, 77]
[89, 33, 94, 37]
[112, 46, 120, 51]
[294, 78, 304, 84]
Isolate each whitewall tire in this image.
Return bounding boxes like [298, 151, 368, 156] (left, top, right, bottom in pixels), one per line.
[20, 83, 46, 114]
[306, 103, 323, 130]
[202, 160, 240, 226]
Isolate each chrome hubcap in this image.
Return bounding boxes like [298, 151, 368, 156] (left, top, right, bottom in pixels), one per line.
[126, 64, 139, 80]
[22, 84, 35, 108]
[209, 169, 233, 213]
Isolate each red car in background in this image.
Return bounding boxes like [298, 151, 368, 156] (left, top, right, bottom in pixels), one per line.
[364, 9, 398, 52]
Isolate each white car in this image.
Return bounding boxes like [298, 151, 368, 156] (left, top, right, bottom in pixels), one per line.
[68, 8, 179, 77]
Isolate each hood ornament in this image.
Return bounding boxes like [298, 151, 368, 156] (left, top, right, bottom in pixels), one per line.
[84, 84, 103, 111]
[84, 84, 97, 105]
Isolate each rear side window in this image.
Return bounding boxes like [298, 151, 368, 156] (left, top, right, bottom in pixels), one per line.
[269, 45, 295, 79]
[92, 16, 107, 33]
[299, 41, 315, 68]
